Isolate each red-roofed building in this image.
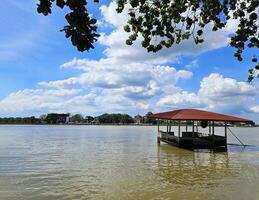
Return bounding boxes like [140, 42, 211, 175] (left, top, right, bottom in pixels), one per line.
[149, 108, 253, 151]
[134, 114, 143, 124]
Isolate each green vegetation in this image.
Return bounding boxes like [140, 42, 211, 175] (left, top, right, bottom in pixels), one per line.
[0, 113, 135, 125]
[37, 0, 258, 81]
[143, 112, 156, 124]
[0, 116, 40, 124]
[96, 113, 134, 124]
[70, 114, 84, 123]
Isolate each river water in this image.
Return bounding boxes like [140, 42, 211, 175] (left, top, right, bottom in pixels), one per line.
[0, 125, 259, 200]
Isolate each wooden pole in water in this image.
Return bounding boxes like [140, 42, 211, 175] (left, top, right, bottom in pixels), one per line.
[178, 120, 181, 137]
[157, 120, 160, 144]
[209, 121, 211, 135]
[192, 120, 194, 137]
[166, 120, 168, 134]
[212, 121, 215, 135]
[212, 121, 215, 149]
[224, 121, 227, 147]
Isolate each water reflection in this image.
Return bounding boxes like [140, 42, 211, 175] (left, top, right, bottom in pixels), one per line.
[156, 145, 239, 187]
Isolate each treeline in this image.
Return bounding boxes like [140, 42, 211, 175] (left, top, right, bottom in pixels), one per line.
[95, 113, 134, 124]
[0, 112, 156, 125]
[0, 116, 41, 124]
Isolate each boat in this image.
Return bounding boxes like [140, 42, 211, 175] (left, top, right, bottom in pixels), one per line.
[149, 109, 253, 151]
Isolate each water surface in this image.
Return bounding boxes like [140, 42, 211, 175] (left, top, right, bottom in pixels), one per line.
[0, 125, 259, 200]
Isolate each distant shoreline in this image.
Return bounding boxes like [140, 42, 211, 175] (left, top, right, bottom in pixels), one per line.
[0, 123, 156, 126]
[0, 123, 257, 127]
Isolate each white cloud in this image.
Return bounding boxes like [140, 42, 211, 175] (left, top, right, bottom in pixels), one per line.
[185, 59, 199, 69]
[198, 73, 257, 111]
[156, 73, 258, 115]
[251, 106, 259, 113]
[40, 60, 192, 93]
[97, 1, 239, 66]
[157, 91, 201, 107]
[0, 89, 84, 115]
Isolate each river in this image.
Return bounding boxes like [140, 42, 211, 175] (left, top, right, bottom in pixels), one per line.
[0, 125, 259, 200]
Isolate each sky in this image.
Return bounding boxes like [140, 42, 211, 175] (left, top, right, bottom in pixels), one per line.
[0, 0, 259, 122]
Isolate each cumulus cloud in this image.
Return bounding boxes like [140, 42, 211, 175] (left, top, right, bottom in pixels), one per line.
[198, 73, 257, 111]
[156, 73, 258, 114]
[35, 60, 193, 115]
[157, 91, 201, 107]
[97, 1, 239, 66]
[0, 89, 84, 115]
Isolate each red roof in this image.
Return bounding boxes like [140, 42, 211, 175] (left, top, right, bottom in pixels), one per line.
[150, 109, 252, 123]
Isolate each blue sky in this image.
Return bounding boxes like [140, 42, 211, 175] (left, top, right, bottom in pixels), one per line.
[0, 0, 259, 122]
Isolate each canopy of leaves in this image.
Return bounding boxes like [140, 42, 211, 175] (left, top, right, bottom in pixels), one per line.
[118, 0, 258, 81]
[37, 0, 258, 81]
[96, 113, 134, 124]
[37, 0, 100, 51]
[70, 114, 84, 122]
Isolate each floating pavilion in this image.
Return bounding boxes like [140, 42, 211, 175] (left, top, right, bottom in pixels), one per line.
[149, 109, 253, 151]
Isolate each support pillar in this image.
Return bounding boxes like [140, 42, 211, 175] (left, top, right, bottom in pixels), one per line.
[166, 120, 168, 134]
[224, 121, 227, 147]
[209, 121, 211, 135]
[192, 120, 195, 137]
[212, 121, 215, 135]
[178, 120, 181, 137]
[157, 120, 160, 144]
[212, 121, 215, 149]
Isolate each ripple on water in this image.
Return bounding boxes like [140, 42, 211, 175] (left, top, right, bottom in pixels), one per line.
[1, 126, 259, 200]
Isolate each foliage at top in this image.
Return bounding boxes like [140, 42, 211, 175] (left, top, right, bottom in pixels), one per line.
[37, 0, 100, 51]
[37, 0, 258, 81]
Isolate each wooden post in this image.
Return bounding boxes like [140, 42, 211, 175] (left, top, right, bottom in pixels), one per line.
[166, 120, 168, 134]
[157, 120, 160, 144]
[169, 120, 172, 133]
[225, 121, 227, 147]
[212, 121, 215, 149]
[196, 121, 198, 133]
[209, 121, 211, 135]
[212, 121, 215, 135]
[192, 120, 195, 137]
[186, 121, 188, 132]
[178, 120, 181, 137]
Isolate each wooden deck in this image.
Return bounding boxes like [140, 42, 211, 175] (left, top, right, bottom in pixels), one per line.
[158, 131, 227, 151]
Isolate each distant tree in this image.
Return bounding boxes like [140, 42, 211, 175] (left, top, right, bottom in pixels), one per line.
[96, 113, 134, 124]
[144, 112, 157, 124]
[46, 113, 58, 124]
[40, 114, 47, 120]
[37, 0, 258, 81]
[120, 114, 134, 123]
[70, 114, 84, 123]
[85, 115, 94, 123]
[0, 116, 41, 124]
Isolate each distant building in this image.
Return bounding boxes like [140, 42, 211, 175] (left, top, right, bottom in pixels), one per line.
[46, 113, 69, 124]
[57, 114, 70, 124]
[134, 114, 143, 124]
